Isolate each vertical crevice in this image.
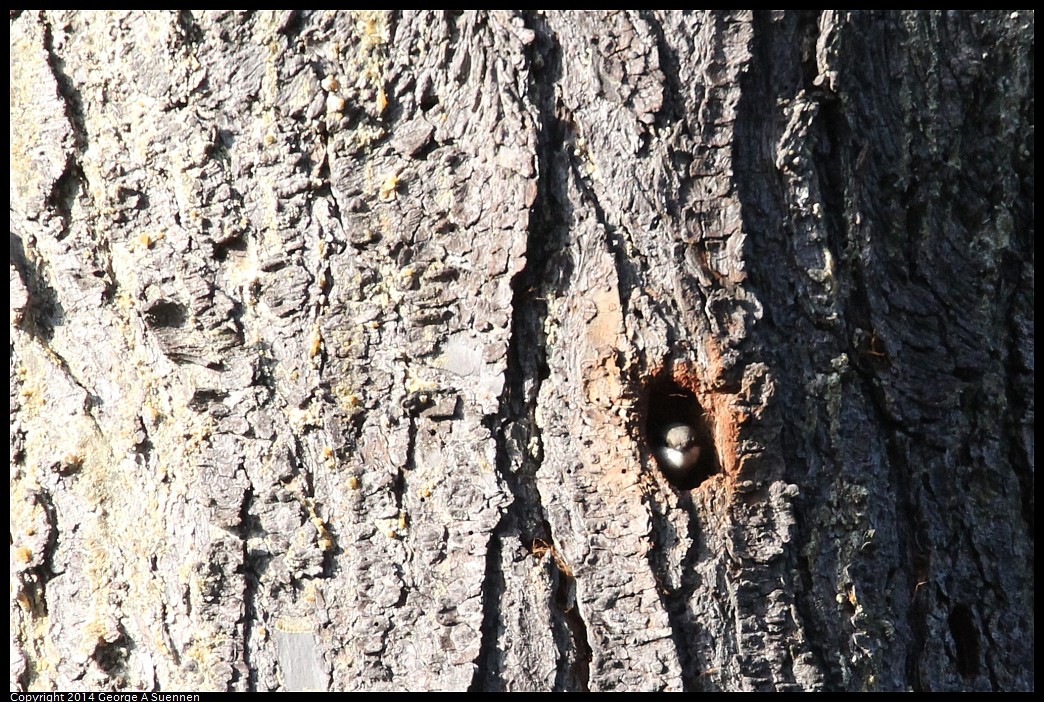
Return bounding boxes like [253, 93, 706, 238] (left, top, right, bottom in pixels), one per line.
[239, 484, 259, 692]
[887, 429, 932, 692]
[636, 11, 686, 127]
[40, 12, 88, 242]
[643, 492, 707, 690]
[947, 604, 981, 679]
[1001, 251, 1034, 537]
[521, 11, 593, 692]
[550, 539, 592, 692]
[469, 514, 508, 691]
[1004, 57, 1035, 542]
[470, 9, 565, 690]
[466, 11, 596, 691]
[40, 12, 88, 152]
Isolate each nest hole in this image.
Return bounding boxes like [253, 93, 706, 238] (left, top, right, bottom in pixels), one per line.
[643, 372, 719, 490]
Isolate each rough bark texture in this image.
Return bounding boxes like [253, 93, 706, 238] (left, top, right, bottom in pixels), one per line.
[9, 10, 1033, 692]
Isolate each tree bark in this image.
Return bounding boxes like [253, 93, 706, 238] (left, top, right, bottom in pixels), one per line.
[9, 10, 1033, 692]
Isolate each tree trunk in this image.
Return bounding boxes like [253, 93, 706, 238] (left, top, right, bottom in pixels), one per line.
[9, 10, 1033, 692]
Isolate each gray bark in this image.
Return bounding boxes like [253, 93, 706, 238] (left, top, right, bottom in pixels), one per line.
[9, 10, 1033, 691]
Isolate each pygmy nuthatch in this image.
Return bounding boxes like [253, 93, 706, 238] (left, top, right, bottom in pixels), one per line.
[654, 422, 702, 481]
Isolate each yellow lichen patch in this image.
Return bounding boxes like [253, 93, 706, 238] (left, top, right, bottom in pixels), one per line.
[287, 399, 323, 433]
[15, 590, 32, 612]
[356, 11, 389, 48]
[308, 326, 323, 358]
[182, 626, 235, 689]
[337, 11, 390, 132]
[375, 86, 388, 116]
[396, 265, 417, 288]
[404, 372, 437, 394]
[82, 608, 122, 649]
[327, 358, 365, 418]
[377, 510, 408, 540]
[378, 172, 400, 201]
[143, 402, 162, 427]
[274, 616, 313, 634]
[137, 230, 165, 249]
[310, 515, 335, 552]
[326, 93, 346, 114]
[302, 580, 323, 605]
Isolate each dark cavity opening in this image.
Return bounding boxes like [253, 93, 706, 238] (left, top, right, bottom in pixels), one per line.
[643, 373, 718, 490]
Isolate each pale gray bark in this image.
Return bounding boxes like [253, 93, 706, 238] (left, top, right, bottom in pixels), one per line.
[10, 10, 1033, 691]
